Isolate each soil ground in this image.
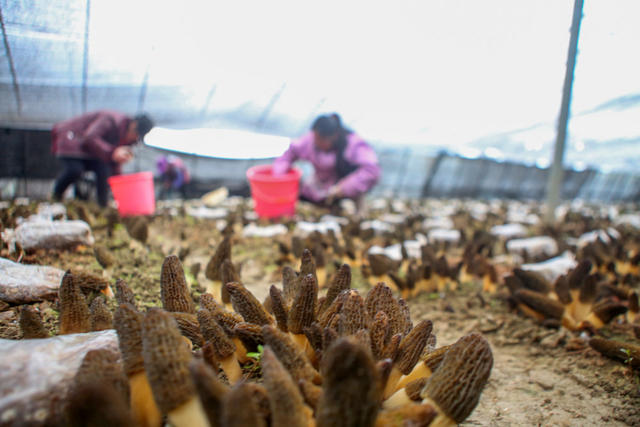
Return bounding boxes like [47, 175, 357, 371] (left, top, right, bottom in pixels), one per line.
[1, 210, 639, 426]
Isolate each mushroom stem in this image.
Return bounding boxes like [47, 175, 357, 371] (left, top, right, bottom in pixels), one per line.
[573, 300, 592, 323]
[580, 312, 604, 329]
[383, 366, 403, 399]
[421, 398, 457, 427]
[415, 278, 434, 294]
[207, 280, 222, 300]
[232, 337, 250, 363]
[395, 363, 432, 391]
[101, 284, 115, 299]
[517, 299, 578, 330]
[290, 332, 310, 355]
[182, 336, 194, 351]
[383, 388, 413, 409]
[290, 332, 316, 361]
[220, 356, 243, 384]
[615, 261, 629, 276]
[568, 289, 580, 318]
[342, 256, 361, 268]
[516, 303, 546, 322]
[482, 275, 496, 293]
[438, 275, 457, 292]
[129, 371, 162, 427]
[561, 313, 578, 330]
[294, 333, 317, 362]
[375, 402, 438, 426]
[458, 268, 473, 284]
[167, 395, 210, 427]
[316, 267, 327, 288]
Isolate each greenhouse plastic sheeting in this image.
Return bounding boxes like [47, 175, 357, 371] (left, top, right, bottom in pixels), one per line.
[1, 0, 639, 174]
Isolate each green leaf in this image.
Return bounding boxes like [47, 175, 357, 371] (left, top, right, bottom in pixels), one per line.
[246, 345, 264, 361]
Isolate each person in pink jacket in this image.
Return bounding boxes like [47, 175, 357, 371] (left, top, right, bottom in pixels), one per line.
[272, 114, 380, 206]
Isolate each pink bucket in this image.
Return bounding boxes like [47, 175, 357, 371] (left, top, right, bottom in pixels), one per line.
[247, 165, 301, 218]
[108, 171, 155, 217]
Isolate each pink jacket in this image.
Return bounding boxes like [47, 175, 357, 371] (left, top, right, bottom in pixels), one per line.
[273, 131, 380, 202]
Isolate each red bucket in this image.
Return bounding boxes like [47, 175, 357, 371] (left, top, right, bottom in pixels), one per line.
[107, 171, 156, 217]
[247, 165, 301, 218]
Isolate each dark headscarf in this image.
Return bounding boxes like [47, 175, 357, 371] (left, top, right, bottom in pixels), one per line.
[311, 113, 358, 179]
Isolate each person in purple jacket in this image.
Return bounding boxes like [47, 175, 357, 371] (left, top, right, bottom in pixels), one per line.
[51, 110, 154, 207]
[272, 113, 380, 207]
[156, 154, 190, 199]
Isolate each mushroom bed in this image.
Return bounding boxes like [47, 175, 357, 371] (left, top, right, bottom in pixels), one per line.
[0, 198, 639, 426]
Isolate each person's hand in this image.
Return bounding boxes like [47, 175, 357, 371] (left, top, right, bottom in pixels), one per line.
[326, 185, 342, 202]
[112, 146, 133, 164]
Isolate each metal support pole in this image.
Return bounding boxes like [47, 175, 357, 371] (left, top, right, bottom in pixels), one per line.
[394, 147, 411, 195]
[256, 83, 286, 129]
[137, 67, 150, 113]
[200, 84, 217, 120]
[0, 4, 22, 115]
[544, 0, 584, 223]
[421, 151, 446, 198]
[81, 0, 91, 113]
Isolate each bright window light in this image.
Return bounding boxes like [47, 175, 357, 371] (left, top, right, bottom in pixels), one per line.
[484, 147, 504, 160]
[144, 128, 291, 160]
[536, 157, 551, 169]
[458, 147, 482, 159]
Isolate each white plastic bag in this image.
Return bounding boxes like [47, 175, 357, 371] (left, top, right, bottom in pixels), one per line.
[428, 228, 461, 243]
[0, 330, 118, 426]
[367, 240, 423, 261]
[242, 223, 288, 238]
[35, 203, 67, 220]
[490, 223, 528, 240]
[506, 236, 558, 258]
[295, 220, 342, 237]
[2, 219, 94, 252]
[185, 205, 229, 219]
[521, 251, 577, 282]
[0, 257, 65, 304]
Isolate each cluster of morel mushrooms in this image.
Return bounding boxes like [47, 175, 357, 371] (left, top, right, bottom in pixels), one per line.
[9, 199, 640, 426]
[18, 241, 493, 427]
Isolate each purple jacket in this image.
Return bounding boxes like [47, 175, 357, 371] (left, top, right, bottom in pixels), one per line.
[157, 156, 190, 189]
[273, 131, 380, 202]
[51, 110, 133, 172]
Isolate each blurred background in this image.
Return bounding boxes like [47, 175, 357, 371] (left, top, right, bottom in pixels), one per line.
[1, 0, 638, 201]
